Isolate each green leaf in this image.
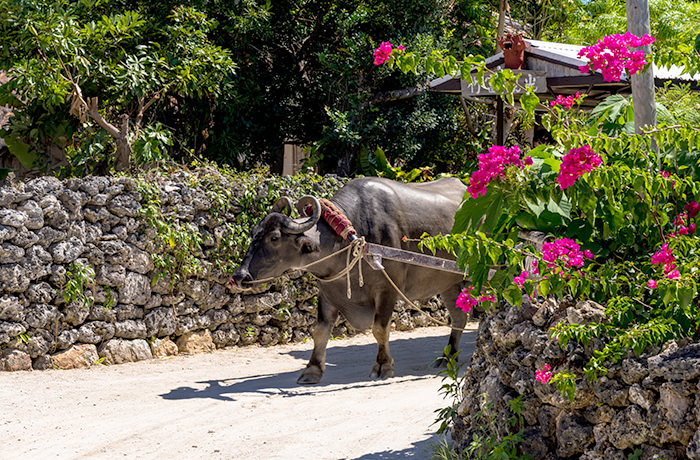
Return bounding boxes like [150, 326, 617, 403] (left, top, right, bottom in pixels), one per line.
[525, 198, 546, 218]
[543, 157, 561, 173]
[503, 284, 523, 307]
[481, 190, 505, 233]
[520, 87, 540, 116]
[662, 285, 677, 307]
[4, 136, 37, 169]
[591, 94, 630, 123]
[678, 285, 695, 309]
[358, 146, 375, 176]
[452, 188, 503, 234]
[546, 196, 572, 219]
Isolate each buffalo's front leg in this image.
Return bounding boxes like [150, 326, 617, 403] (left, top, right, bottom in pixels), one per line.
[297, 299, 339, 385]
[370, 293, 396, 380]
[434, 287, 467, 367]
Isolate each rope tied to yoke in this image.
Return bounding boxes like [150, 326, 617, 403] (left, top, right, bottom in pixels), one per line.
[312, 237, 365, 299]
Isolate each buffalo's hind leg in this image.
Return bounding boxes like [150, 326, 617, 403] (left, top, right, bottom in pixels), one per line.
[370, 292, 397, 380]
[433, 287, 467, 367]
[297, 298, 339, 385]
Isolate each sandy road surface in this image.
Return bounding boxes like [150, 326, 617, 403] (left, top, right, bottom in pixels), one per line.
[0, 326, 478, 460]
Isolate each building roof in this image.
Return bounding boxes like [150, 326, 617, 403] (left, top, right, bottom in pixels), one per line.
[430, 39, 699, 108]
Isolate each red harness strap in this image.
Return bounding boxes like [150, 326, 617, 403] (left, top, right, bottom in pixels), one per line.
[303, 199, 357, 241]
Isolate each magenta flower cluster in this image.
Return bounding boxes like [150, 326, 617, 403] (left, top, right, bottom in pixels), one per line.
[542, 237, 592, 272]
[513, 270, 529, 288]
[455, 286, 495, 313]
[557, 145, 602, 190]
[467, 145, 524, 198]
[670, 212, 696, 238]
[648, 200, 700, 286]
[651, 243, 680, 280]
[373, 42, 405, 66]
[550, 92, 582, 109]
[535, 364, 552, 384]
[578, 32, 655, 82]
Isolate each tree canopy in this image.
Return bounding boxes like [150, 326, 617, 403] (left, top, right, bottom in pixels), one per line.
[2, 0, 700, 176]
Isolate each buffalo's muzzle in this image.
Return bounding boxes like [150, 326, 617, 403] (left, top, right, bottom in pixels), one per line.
[231, 268, 253, 286]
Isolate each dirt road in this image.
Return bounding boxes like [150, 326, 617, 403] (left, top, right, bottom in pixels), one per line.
[0, 326, 477, 460]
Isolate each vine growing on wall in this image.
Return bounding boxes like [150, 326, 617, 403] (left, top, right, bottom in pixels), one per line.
[134, 165, 346, 286]
[63, 261, 96, 310]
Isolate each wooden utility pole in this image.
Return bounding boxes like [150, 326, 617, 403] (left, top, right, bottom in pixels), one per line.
[497, 0, 508, 38]
[626, 0, 659, 164]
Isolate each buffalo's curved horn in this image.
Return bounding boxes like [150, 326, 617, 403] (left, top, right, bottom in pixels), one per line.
[284, 196, 321, 234]
[271, 196, 293, 215]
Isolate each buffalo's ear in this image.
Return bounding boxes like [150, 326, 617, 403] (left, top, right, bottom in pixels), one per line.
[295, 235, 319, 254]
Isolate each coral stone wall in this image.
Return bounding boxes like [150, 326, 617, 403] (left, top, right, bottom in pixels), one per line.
[0, 170, 448, 371]
[453, 297, 700, 459]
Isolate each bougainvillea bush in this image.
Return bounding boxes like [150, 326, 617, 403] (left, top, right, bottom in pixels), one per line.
[377, 35, 700, 400]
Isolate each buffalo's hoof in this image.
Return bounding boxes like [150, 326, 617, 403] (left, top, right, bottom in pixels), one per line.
[370, 363, 394, 380]
[297, 367, 323, 385]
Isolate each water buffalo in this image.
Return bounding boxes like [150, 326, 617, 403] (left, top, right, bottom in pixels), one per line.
[232, 176, 467, 384]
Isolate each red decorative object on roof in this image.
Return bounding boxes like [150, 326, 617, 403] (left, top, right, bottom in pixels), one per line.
[497, 33, 527, 70]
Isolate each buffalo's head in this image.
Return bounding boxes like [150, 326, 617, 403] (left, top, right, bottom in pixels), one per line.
[231, 195, 322, 286]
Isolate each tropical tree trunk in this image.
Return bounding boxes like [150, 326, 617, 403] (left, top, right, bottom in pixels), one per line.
[69, 83, 132, 171]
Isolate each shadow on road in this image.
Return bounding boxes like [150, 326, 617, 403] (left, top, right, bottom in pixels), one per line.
[345, 433, 446, 460]
[159, 330, 477, 403]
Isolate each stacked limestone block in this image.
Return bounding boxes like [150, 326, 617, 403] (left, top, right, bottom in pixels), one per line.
[0, 170, 449, 371]
[453, 297, 700, 459]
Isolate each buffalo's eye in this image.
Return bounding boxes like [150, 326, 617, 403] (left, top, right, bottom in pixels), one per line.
[270, 235, 279, 242]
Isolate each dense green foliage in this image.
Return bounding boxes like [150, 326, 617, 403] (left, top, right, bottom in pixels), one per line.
[135, 164, 344, 285]
[386, 32, 700, 403]
[204, 0, 494, 172]
[1, 0, 500, 176]
[0, 0, 235, 173]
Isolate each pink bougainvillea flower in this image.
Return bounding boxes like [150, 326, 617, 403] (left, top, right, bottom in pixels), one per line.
[479, 294, 497, 303]
[373, 41, 394, 65]
[685, 201, 700, 219]
[513, 270, 529, 289]
[578, 32, 655, 82]
[583, 249, 594, 260]
[541, 238, 587, 273]
[651, 243, 682, 279]
[523, 156, 533, 166]
[675, 213, 688, 227]
[535, 364, 553, 384]
[647, 279, 658, 289]
[690, 223, 696, 234]
[456, 287, 496, 312]
[557, 145, 602, 190]
[651, 243, 675, 266]
[456, 287, 477, 313]
[467, 145, 524, 198]
[550, 92, 582, 109]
